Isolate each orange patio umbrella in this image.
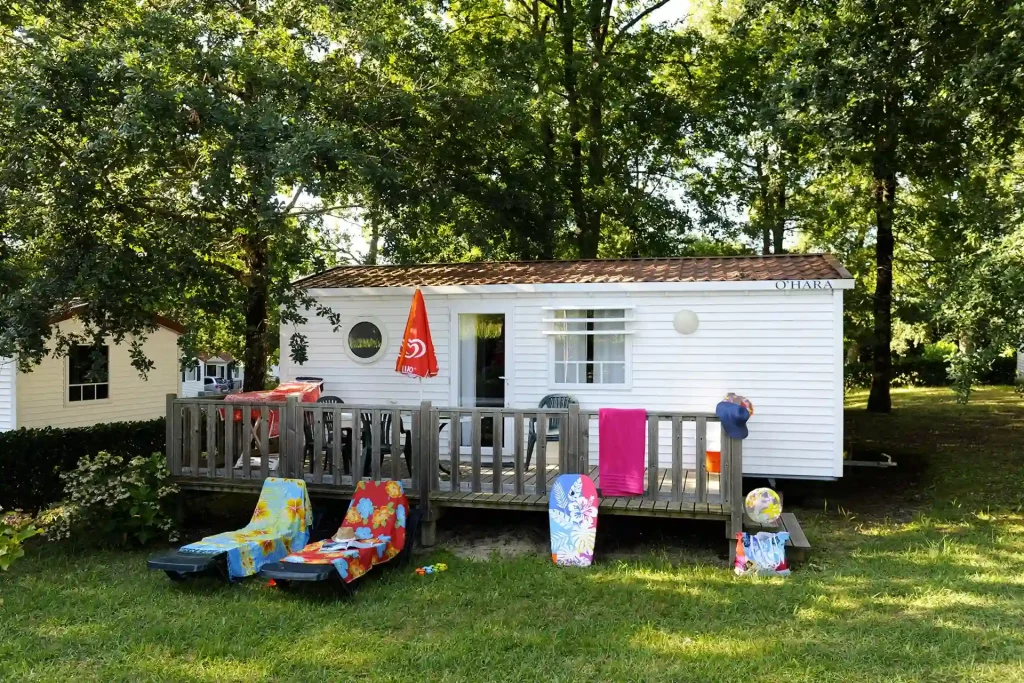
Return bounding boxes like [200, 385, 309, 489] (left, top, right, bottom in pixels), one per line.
[396, 289, 438, 379]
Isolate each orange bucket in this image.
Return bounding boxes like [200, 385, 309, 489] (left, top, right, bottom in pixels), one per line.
[705, 450, 721, 474]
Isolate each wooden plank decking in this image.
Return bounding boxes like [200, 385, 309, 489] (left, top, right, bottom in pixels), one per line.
[167, 397, 812, 562]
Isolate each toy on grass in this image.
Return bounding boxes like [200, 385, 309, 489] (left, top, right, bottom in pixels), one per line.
[744, 487, 782, 525]
[414, 563, 448, 575]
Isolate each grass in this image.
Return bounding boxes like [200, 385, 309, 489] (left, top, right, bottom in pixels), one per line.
[2, 387, 1023, 682]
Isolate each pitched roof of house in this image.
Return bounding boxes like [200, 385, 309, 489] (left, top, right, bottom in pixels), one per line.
[295, 254, 852, 289]
[50, 305, 186, 335]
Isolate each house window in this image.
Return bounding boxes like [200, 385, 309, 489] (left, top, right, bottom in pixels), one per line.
[345, 319, 387, 363]
[69, 345, 110, 402]
[205, 364, 218, 377]
[182, 366, 201, 382]
[547, 309, 631, 386]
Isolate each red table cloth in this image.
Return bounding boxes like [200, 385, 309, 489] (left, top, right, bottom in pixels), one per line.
[222, 381, 321, 438]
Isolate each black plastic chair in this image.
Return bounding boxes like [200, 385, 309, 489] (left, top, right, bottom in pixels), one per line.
[356, 411, 411, 481]
[358, 412, 412, 479]
[301, 395, 348, 475]
[526, 394, 578, 471]
[317, 395, 346, 474]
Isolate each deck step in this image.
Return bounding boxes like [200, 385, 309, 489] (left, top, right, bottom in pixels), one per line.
[743, 511, 811, 563]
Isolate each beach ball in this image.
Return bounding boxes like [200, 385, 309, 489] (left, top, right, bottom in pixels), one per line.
[744, 487, 782, 525]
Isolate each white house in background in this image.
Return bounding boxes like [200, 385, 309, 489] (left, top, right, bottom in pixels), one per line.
[282, 255, 855, 480]
[180, 354, 244, 397]
[0, 309, 183, 432]
[1017, 350, 1023, 378]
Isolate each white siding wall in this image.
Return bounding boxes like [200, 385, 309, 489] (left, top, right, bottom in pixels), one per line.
[283, 286, 844, 479]
[0, 358, 15, 432]
[1017, 350, 1023, 377]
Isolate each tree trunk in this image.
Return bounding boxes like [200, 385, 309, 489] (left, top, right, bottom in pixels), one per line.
[755, 149, 770, 254]
[366, 209, 380, 265]
[242, 237, 269, 392]
[579, 0, 611, 260]
[557, 0, 588, 257]
[539, 115, 558, 259]
[867, 154, 896, 413]
[533, 5, 557, 260]
[772, 179, 786, 254]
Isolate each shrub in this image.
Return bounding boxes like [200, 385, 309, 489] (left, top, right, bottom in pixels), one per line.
[42, 452, 179, 547]
[0, 418, 164, 512]
[0, 507, 41, 571]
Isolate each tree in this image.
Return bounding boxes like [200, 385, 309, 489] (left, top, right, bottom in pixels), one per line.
[732, 0, 986, 411]
[0, 0, 426, 389]
[377, 0, 699, 264]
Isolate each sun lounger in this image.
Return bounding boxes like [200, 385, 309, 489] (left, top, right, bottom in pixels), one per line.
[260, 480, 416, 591]
[147, 477, 312, 582]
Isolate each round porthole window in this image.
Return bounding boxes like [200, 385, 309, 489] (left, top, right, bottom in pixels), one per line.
[345, 319, 387, 363]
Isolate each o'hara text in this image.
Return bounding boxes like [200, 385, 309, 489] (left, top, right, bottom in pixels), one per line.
[774, 279, 834, 290]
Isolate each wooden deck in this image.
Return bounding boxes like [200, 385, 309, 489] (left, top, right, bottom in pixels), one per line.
[166, 396, 812, 562]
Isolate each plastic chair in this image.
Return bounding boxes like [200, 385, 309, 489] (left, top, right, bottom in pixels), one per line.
[358, 412, 412, 479]
[526, 394, 578, 471]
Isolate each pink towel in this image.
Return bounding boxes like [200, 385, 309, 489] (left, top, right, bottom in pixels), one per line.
[599, 408, 648, 496]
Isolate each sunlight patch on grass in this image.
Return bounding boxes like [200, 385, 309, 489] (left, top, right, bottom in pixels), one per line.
[630, 626, 769, 658]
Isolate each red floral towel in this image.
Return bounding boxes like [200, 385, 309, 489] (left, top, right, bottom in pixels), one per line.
[282, 480, 408, 583]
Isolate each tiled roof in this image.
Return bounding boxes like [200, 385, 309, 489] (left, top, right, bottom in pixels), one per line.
[295, 255, 852, 289]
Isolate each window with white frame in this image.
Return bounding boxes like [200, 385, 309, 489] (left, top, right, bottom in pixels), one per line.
[547, 308, 631, 385]
[69, 345, 109, 402]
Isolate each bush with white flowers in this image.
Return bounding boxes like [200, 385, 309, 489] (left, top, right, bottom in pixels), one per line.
[42, 451, 179, 546]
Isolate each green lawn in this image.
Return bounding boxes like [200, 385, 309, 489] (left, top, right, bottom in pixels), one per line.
[2, 387, 1023, 682]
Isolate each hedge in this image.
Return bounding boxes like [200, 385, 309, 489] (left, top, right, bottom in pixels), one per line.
[846, 355, 1018, 390]
[0, 418, 165, 512]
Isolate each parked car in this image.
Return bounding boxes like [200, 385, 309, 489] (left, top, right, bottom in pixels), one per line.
[203, 377, 232, 394]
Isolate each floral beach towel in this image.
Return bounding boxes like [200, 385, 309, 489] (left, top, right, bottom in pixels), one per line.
[282, 480, 408, 583]
[180, 477, 312, 580]
[734, 531, 791, 576]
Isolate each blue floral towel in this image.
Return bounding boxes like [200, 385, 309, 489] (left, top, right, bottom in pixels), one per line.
[180, 477, 312, 580]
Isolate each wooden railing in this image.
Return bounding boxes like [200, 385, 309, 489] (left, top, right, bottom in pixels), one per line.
[165, 395, 742, 525]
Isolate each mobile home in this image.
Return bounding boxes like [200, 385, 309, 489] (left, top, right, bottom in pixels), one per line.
[281, 255, 853, 480]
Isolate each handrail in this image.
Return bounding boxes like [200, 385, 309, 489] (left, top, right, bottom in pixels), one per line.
[166, 395, 741, 519]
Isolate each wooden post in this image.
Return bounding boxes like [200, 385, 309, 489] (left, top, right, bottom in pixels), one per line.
[189, 404, 200, 475]
[449, 411, 461, 493]
[471, 411, 482, 492]
[259, 405, 270, 480]
[224, 401, 235, 480]
[430, 407, 441, 492]
[513, 411, 525, 495]
[578, 411, 589, 474]
[535, 412, 548, 495]
[671, 415, 682, 502]
[390, 409, 402, 481]
[566, 403, 580, 474]
[206, 405, 218, 477]
[719, 424, 731, 509]
[286, 395, 301, 481]
[647, 411, 655, 497]
[418, 400, 436, 547]
[313, 406, 324, 484]
[165, 394, 178, 476]
[647, 415, 659, 496]
[730, 437, 744, 542]
[491, 410, 502, 494]
[371, 408, 382, 481]
[241, 407, 251, 480]
[695, 417, 707, 503]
